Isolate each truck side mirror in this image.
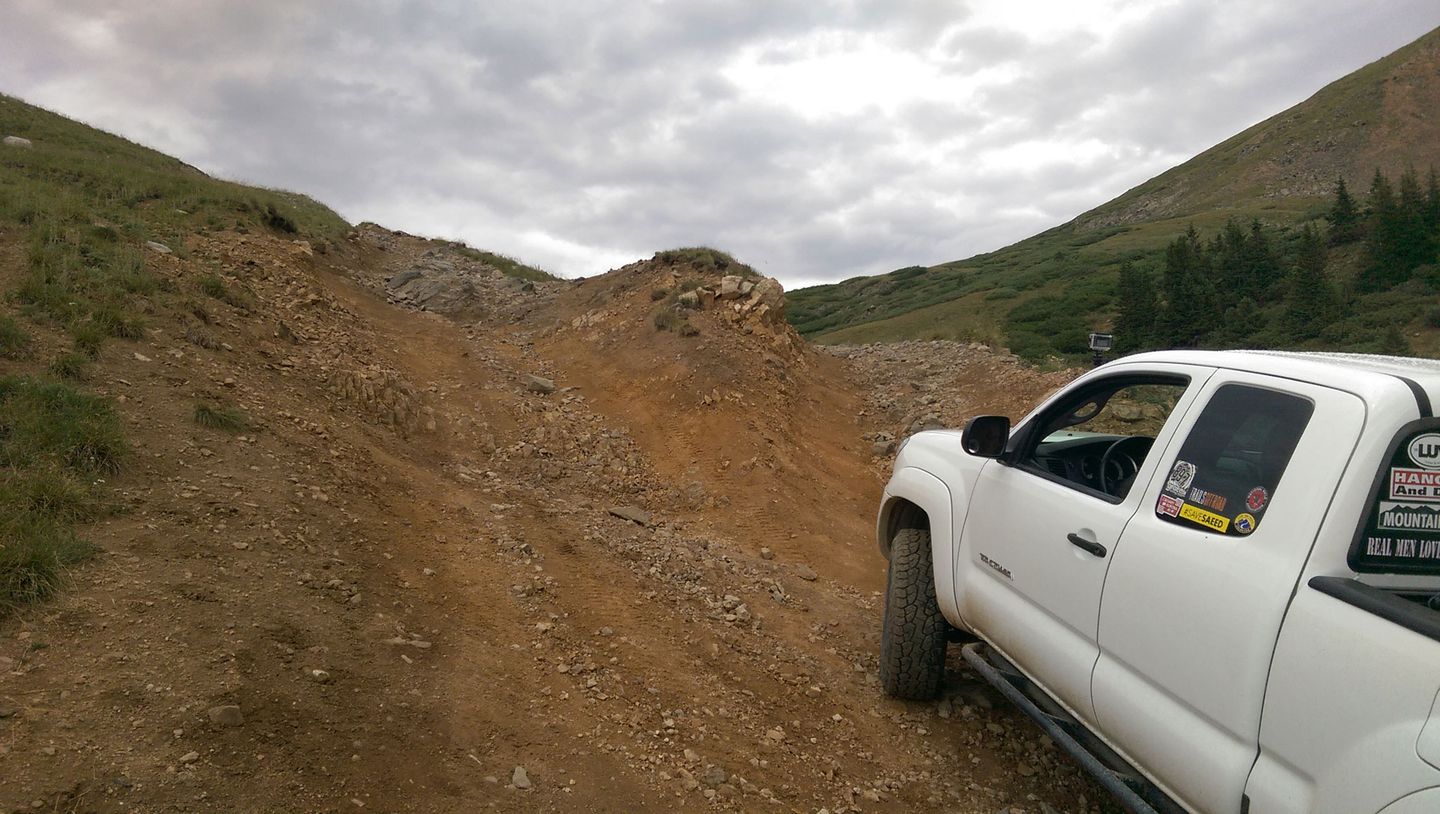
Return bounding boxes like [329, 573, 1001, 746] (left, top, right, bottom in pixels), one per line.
[962, 415, 1010, 458]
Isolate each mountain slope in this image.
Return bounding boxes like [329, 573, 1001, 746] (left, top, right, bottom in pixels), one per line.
[789, 25, 1440, 350]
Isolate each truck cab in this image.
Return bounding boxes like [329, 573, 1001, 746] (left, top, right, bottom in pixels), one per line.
[876, 350, 1440, 813]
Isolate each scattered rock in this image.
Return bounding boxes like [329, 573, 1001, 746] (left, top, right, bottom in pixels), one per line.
[3, 135, 33, 149]
[759, 547, 774, 560]
[794, 565, 819, 581]
[179, 751, 200, 765]
[385, 636, 433, 649]
[511, 766, 532, 790]
[309, 669, 332, 683]
[207, 705, 244, 727]
[525, 374, 556, 394]
[145, 240, 173, 254]
[386, 270, 423, 290]
[608, 506, 652, 527]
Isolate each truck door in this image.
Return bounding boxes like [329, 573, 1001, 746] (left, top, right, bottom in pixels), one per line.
[1091, 374, 1364, 814]
[957, 366, 1211, 724]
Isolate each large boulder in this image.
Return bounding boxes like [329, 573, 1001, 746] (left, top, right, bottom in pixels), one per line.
[2, 136, 33, 149]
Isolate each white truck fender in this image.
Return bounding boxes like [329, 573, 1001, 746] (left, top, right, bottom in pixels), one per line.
[877, 466, 967, 630]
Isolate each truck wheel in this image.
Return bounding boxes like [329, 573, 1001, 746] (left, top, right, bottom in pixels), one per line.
[880, 526, 947, 700]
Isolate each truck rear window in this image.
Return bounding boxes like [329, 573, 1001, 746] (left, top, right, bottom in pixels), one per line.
[1352, 420, 1440, 574]
[1155, 384, 1314, 536]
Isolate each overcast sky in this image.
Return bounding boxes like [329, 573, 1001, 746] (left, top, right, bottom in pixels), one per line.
[5, 2, 1440, 288]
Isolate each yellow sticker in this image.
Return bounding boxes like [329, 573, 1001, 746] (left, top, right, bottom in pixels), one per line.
[1180, 502, 1230, 533]
[1234, 513, 1256, 535]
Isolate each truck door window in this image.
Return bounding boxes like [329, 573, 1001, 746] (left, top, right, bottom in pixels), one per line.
[1024, 379, 1187, 500]
[1156, 384, 1313, 536]
[1351, 419, 1440, 575]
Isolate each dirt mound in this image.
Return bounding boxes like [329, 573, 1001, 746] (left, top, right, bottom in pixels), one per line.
[532, 252, 881, 585]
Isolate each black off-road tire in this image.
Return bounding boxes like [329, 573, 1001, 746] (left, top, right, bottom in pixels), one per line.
[879, 527, 947, 700]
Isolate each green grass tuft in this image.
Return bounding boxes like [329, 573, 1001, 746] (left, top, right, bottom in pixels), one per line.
[48, 352, 88, 381]
[0, 376, 127, 474]
[0, 522, 98, 614]
[0, 316, 34, 360]
[193, 402, 249, 432]
[0, 376, 123, 615]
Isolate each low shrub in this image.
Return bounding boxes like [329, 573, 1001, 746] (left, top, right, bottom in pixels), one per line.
[652, 307, 679, 332]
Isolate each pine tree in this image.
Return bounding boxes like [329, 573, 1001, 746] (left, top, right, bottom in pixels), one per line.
[1284, 224, 1338, 341]
[1240, 219, 1281, 301]
[1113, 262, 1159, 353]
[1157, 227, 1218, 346]
[1357, 169, 1402, 292]
[1212, 218, 1248, 293]
[1396, 167, 1436, 270]
[1327, 177, 1362, 245]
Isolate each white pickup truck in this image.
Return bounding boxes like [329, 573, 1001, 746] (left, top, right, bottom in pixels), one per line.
[876, 350, 1440, 814]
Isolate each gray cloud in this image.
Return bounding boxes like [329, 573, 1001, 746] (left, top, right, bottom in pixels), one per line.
[3, 0, 1440, 286]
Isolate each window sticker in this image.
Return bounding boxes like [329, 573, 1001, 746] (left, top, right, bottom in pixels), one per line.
[1187, 487, 1227, 512]
[1156, 493, 1183, 517]
[1164, 460, 1196, 496]
[1234, 513, 1257, 535]
[1179, 503, 1230, 533]
[1245, 486, 1268, 512]
[1355, 425, 1440, 573]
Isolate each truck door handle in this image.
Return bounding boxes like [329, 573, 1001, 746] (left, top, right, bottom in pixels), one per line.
[1067, 532, 1107, 558]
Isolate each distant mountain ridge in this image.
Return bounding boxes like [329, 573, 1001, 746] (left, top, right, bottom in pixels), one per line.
[789, 25, 1440, 352]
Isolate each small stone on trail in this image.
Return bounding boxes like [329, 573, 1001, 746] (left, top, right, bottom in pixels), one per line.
[525, 374, 556, 394]
[144, 240, 172, 254]
[309, 669, 332, 683]
[795, 565, 818, 581]
[207, 705, 244, 727]
[179, 751, 200, 764]
[512, 766, 532, 789]
[133, 352, 153, 363]
[608, 506, 652, 526]
[759, 547, 774, 560]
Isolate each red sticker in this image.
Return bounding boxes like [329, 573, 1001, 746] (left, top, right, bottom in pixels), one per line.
[1157, 494, 1183, 518]
[1246, 487, 1268, 512]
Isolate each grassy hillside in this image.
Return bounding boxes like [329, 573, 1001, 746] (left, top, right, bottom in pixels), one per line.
[0, 94, 357, 613]
[790, 25, 1440, 359]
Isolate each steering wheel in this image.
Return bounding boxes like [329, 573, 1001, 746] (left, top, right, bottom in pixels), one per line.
[1100, 437, 1152, 497]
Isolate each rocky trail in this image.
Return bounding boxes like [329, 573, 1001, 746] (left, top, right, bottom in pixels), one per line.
[0, 226, 1098, 813]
